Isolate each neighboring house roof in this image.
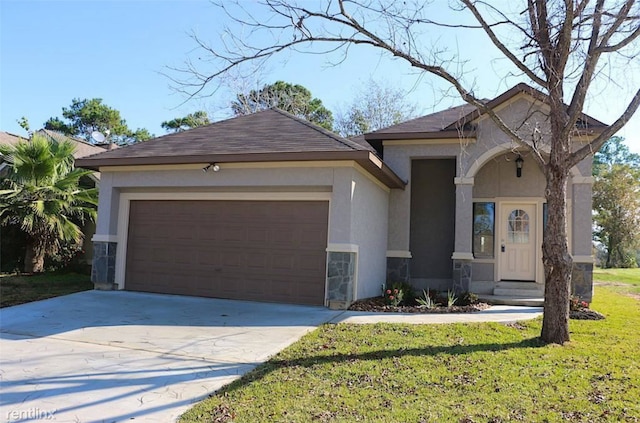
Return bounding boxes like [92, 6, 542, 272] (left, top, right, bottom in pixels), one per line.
[0, 131, 26, 147]
[0, 130, 107, 159]
[38, 129, 108, 158]
[75, 108, 405, 189]
[365, 83, 608, 141]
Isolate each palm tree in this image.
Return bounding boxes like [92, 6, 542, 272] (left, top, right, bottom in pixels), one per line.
[0, 134, 98, 273]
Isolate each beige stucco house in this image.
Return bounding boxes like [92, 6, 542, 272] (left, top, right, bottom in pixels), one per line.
[76, 84, 604, 307]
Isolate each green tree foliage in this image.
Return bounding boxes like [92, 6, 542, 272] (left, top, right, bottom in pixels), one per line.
[231, 81, 333, 131]
[593, 136, 640, 175]
[593, 137, 640, 268]
[44, 98, 153, 144]
[161, 111, 211, 133]
[335, 79, 418, 137]
[0, 135, 98, 273]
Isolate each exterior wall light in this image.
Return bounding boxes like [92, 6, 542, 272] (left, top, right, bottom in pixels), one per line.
[515, 155, 524, 178]
[202, 163, 221, 173]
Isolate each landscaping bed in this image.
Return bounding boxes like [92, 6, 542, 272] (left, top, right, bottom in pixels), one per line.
[348, 296, 491, 313]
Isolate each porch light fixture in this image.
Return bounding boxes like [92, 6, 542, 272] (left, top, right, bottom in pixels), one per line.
[202, 163, 220, 173]
[515, 155, 524, 178]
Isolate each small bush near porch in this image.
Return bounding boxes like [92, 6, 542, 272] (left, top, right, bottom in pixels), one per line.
[0, 273, 93, 308]
[181, 286, 639, 422]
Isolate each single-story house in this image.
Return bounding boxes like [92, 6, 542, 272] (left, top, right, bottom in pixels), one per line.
[76, 84, 604, 307]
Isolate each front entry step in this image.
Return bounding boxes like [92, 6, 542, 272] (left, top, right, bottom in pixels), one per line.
[479, 281, 544, 306]
[493, 281, 544, 297]
[478, 295, 544, 307]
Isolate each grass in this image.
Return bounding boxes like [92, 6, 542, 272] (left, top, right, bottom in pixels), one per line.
[593, 267, 640, 296]
[0, 272, 93, 308]
[181, 286, 640, 422]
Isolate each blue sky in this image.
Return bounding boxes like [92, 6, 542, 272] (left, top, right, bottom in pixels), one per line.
[1, 0, 639, 153]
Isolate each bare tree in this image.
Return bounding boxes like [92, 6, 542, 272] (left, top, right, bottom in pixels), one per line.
[335, 79, 419, 137]
[172, 0, 640, 344]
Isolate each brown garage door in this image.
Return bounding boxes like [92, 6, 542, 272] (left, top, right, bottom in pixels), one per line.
[125, 200, 329, 305]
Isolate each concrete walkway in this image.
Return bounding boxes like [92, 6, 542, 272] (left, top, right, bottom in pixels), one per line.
[332, 305, 543, 324]
[0, 291, 542, 423]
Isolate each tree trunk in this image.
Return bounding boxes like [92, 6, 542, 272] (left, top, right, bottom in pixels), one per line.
[24, 238, 45, 273]
[541, 165, 572, 344]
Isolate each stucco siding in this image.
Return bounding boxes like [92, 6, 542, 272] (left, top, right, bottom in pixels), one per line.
[473, 152, 546, 198]
[348, 169, 389, 300]
[572, 183, 593, 256]
[95, 166, 338, 238]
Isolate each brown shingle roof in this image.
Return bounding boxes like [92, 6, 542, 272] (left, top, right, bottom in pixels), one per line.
[365, 83, 608, 141]
[75, 109, 405, 189]
[78, 109, 368, 163]
[0, 131, 26, 146]
[367, 103, 476, 137]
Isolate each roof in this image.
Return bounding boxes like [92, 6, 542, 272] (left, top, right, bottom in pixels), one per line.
[365, 83, 608, 141]
[75, 109, 405, 189]
[0, 130, 107, 159]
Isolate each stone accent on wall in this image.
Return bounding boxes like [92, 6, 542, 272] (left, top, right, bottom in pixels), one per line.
[452, 259, 472, 293]
[386, 257, 411, 284]
[326, 251, 356, 308]
[572, 262, 593, 302]
[92, 241, 117, 290]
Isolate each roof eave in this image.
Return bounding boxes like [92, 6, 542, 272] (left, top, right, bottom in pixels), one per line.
[75, 150, 406, 189]
[364, 129, 476, 141]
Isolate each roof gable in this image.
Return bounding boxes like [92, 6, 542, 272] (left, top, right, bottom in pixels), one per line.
[365, 83, 608, 141]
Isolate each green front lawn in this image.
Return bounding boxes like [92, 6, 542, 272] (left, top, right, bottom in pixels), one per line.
[0, 272, 93, 308]
[594, 267, 640, 295]
[181, 287, 640, 422]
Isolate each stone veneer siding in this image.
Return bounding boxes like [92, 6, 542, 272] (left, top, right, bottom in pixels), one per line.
[452, 259, 472, 293]
[326, 251, 356, 308]
[386, 257, 410, 284]
[571, 262, 593, 302]
[92, 241, 117, 290]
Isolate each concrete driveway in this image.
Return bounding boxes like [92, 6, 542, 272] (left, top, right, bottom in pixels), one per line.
[0, 291, 343, 422]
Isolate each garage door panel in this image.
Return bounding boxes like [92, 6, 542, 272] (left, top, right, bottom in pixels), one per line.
[125, 200, 328, 305]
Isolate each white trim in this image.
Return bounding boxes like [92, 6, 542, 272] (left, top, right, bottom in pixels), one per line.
[326, 243, 359, 253]
[386, 250, 412, 258]
[465, 142, 583, 179]
[495, 199, 549, 284]
[115, 190, 333, 291]
[454, 177, 475, 185]
[572, 255, 594, 263]
[572, 176, 594, 184]
[91, 234, 118, 243]
[452, 252, 474, 260]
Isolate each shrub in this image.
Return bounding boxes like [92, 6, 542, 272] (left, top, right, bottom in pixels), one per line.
[416, 289, 437, 309]
[383, 287, 404, 306]
[570, 295, 590, 311]
[457, 291, 479, 306]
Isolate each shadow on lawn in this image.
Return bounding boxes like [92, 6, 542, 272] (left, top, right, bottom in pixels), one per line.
[219, 336, 543, 394]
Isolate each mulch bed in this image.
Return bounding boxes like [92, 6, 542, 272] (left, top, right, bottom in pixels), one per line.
[348, 296, 491, 313]
[570, 309, 606, 320]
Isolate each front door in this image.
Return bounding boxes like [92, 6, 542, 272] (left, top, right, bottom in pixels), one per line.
[500, 204, 536, 281]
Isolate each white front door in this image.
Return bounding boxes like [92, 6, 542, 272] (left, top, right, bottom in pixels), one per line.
[500, 204, 536, 281]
